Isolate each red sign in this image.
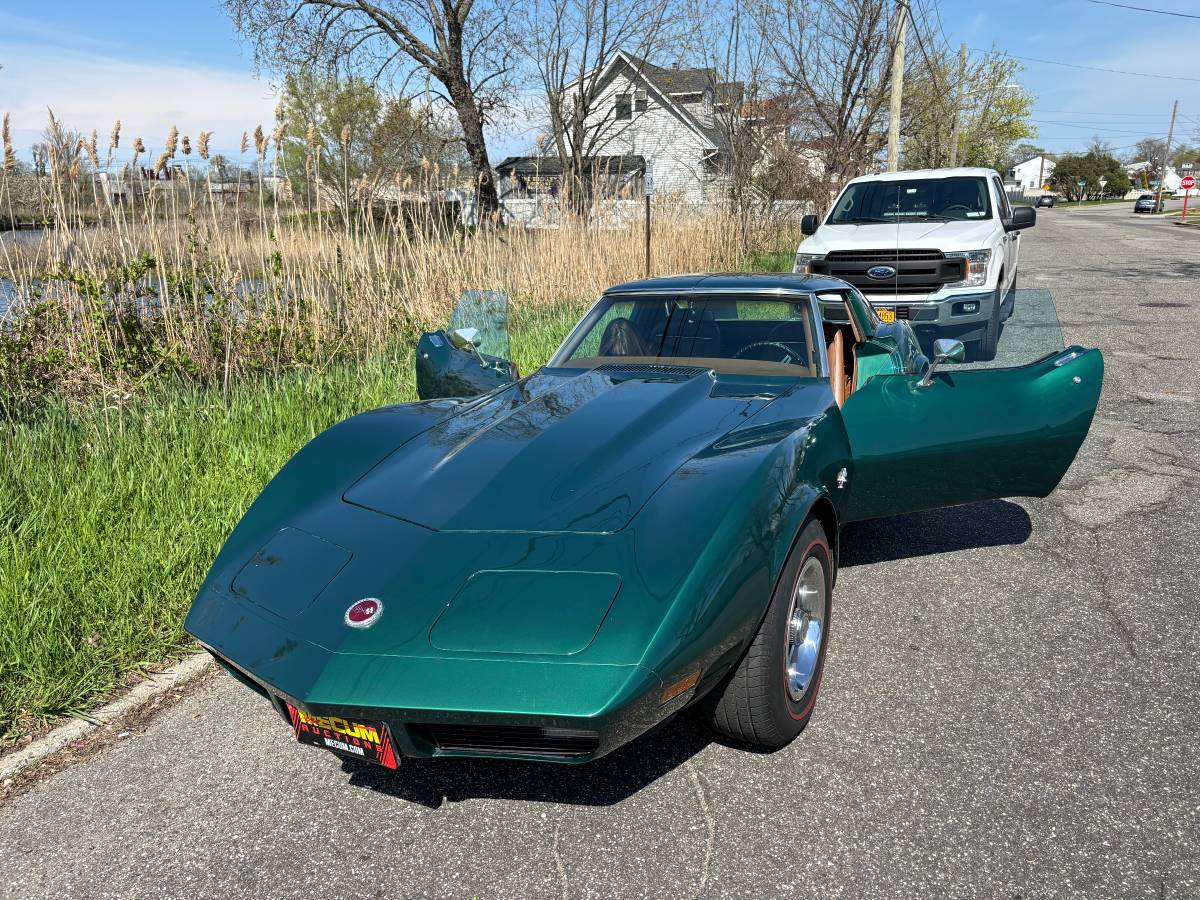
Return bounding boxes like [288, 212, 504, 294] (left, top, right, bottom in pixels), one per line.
[1181, 175, 1197, 191]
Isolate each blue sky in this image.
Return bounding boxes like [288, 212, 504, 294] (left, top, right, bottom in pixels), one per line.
[1, 1, 1196, 165]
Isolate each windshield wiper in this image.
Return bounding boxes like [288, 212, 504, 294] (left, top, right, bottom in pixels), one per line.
[837, 216, 893, 224]
[916, 214, 957, 222]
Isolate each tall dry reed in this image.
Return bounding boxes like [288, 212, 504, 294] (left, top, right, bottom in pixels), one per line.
[0, 113, 795, 419]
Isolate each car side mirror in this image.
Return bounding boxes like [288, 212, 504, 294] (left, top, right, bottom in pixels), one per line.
[449, 327, 492, 369]
[1010, 206, 1036, 230]
[800, 214, 818, 236]
[449, 327, 480, 351]
[918, 338, 966, 388]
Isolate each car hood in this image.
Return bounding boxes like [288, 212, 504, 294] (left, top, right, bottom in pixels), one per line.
[343, 363, 787, 533]
[806, 219, 998, 252]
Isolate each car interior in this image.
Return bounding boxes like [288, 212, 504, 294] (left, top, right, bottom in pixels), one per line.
[562, 294, 872, 406]
[816, 293, 864, 409]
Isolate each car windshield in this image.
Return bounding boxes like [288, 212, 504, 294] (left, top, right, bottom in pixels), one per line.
[551, 294, 821, 376]
[828, 176, 992, 223]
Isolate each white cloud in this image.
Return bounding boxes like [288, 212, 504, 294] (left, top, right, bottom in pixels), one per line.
[0, 40, 278, 160]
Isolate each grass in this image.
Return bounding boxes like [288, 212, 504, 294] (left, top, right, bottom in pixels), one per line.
[0, 312, 602, 736]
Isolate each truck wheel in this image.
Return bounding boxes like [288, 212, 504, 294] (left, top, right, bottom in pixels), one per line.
[972, 282, 1003, 361]
[707, 518, 833, 749]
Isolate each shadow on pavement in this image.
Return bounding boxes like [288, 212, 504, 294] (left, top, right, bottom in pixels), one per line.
[840, 499, 1032, 567]
[339, 711, 713, 808]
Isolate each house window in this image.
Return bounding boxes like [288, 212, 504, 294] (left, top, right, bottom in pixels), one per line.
[635, 90, 648, 113]
[615, 93, 632, 121]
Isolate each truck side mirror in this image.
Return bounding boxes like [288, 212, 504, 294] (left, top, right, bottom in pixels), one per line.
[1009, 207, 1036, 230]
[800, 214, 818, 236]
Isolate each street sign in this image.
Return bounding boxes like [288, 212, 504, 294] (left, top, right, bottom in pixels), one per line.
[1181, 175, 1197, 191]
[1181, 162, 1195, 172]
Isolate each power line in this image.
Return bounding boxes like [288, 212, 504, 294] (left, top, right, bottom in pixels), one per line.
[1035, 109, 1184, 118]
[971, 48, 1200, 83]
[1085, 0, 1200, 19]
[1031, 119, 1176, 134]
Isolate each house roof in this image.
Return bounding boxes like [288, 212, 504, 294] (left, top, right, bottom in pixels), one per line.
[495, 155, 645, 177]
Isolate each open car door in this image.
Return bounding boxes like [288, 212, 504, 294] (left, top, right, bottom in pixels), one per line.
[416, 290, 519, 400]
[839, 346, 1103, 523]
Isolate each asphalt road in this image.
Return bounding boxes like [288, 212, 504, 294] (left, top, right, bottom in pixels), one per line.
[3, 205, 1198, 899]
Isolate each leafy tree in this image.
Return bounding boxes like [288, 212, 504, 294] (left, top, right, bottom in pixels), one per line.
[901, 50, 1035, 172]
[279, 69, 465, 214]
[1170, 144, 1199, 168]
[1050, 151, 1129, 201]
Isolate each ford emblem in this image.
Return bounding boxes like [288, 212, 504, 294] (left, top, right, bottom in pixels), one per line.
[345, 598, 384, 628]
[866, 265, 897, 280]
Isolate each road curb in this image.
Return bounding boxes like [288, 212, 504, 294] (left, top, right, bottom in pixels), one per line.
[0, 653, 213, 783]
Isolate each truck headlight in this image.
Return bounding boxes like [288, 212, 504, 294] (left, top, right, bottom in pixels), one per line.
[945, 249, 991, 288]
[795, 252, 824, 274]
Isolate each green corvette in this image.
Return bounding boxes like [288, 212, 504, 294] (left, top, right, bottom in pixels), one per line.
[185, 273, 1102, 767]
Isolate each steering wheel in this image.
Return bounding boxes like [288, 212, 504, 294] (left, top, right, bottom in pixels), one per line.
[941, 204, 972, 216]
[733, 341, 799, 364]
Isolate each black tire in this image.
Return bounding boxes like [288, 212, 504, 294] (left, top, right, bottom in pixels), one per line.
[971, 281, 1003, 362]
[707, 518, 833, 749]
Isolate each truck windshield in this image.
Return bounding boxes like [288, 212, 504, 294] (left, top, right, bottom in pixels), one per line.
[828, 176, 992, 223]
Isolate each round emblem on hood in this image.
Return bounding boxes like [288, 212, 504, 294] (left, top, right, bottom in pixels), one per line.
[866, 265, 897, 280]
[345, 598, 383, 628]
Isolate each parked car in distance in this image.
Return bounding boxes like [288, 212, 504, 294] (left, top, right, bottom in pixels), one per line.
[1036, 194, 1057, 208]
[795, 167, 1036, 361]
[1134, 193, 1161, 213]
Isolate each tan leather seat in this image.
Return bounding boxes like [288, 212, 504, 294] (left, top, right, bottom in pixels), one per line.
[827, 329, 845, 407]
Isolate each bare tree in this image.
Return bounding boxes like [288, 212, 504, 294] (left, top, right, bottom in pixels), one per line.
[224, 0, 513, 216]
[760, 0, 895, 187]
[513, 0, 679, 216]
[684, 0, 771, 245]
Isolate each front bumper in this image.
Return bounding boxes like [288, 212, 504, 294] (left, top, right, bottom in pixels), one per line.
[190, 588, 670, 764]
[824, 288, 998, 344]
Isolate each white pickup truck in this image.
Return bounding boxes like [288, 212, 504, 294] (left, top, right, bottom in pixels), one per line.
[795, 167, 1036, 360]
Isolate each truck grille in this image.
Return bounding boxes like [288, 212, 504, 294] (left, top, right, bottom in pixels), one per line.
[412, 724, 600, 758]
[814, 249, 964, 295]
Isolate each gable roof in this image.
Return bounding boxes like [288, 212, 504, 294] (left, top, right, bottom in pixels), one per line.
[619, 53, 743, 104]
[569, 50, 741, 150]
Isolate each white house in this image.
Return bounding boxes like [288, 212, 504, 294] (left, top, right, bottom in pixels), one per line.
[500, 52, 743, 206]
[1125, 160, 1182, 194]
[1008, 155, 1055, 192]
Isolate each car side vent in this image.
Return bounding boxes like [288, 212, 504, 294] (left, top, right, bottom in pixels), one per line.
[594, 363, 707, 382]
[413, 724, 600, 758]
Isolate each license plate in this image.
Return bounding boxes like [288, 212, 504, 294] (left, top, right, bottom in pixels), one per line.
[877, 307, 896, 323]
[286, 703, 398, 769]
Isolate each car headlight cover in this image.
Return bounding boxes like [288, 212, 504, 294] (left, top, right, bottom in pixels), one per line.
[945, 249, 992, 288]
[795, 252, 824, 274]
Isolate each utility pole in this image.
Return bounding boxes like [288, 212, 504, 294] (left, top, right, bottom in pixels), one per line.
[948, 42, 968, 168]
[1153, 99, 1177, 213]
[886, 0, 909, 172]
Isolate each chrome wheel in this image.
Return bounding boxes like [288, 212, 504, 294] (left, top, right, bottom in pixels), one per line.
[786, 556, 826, 702]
